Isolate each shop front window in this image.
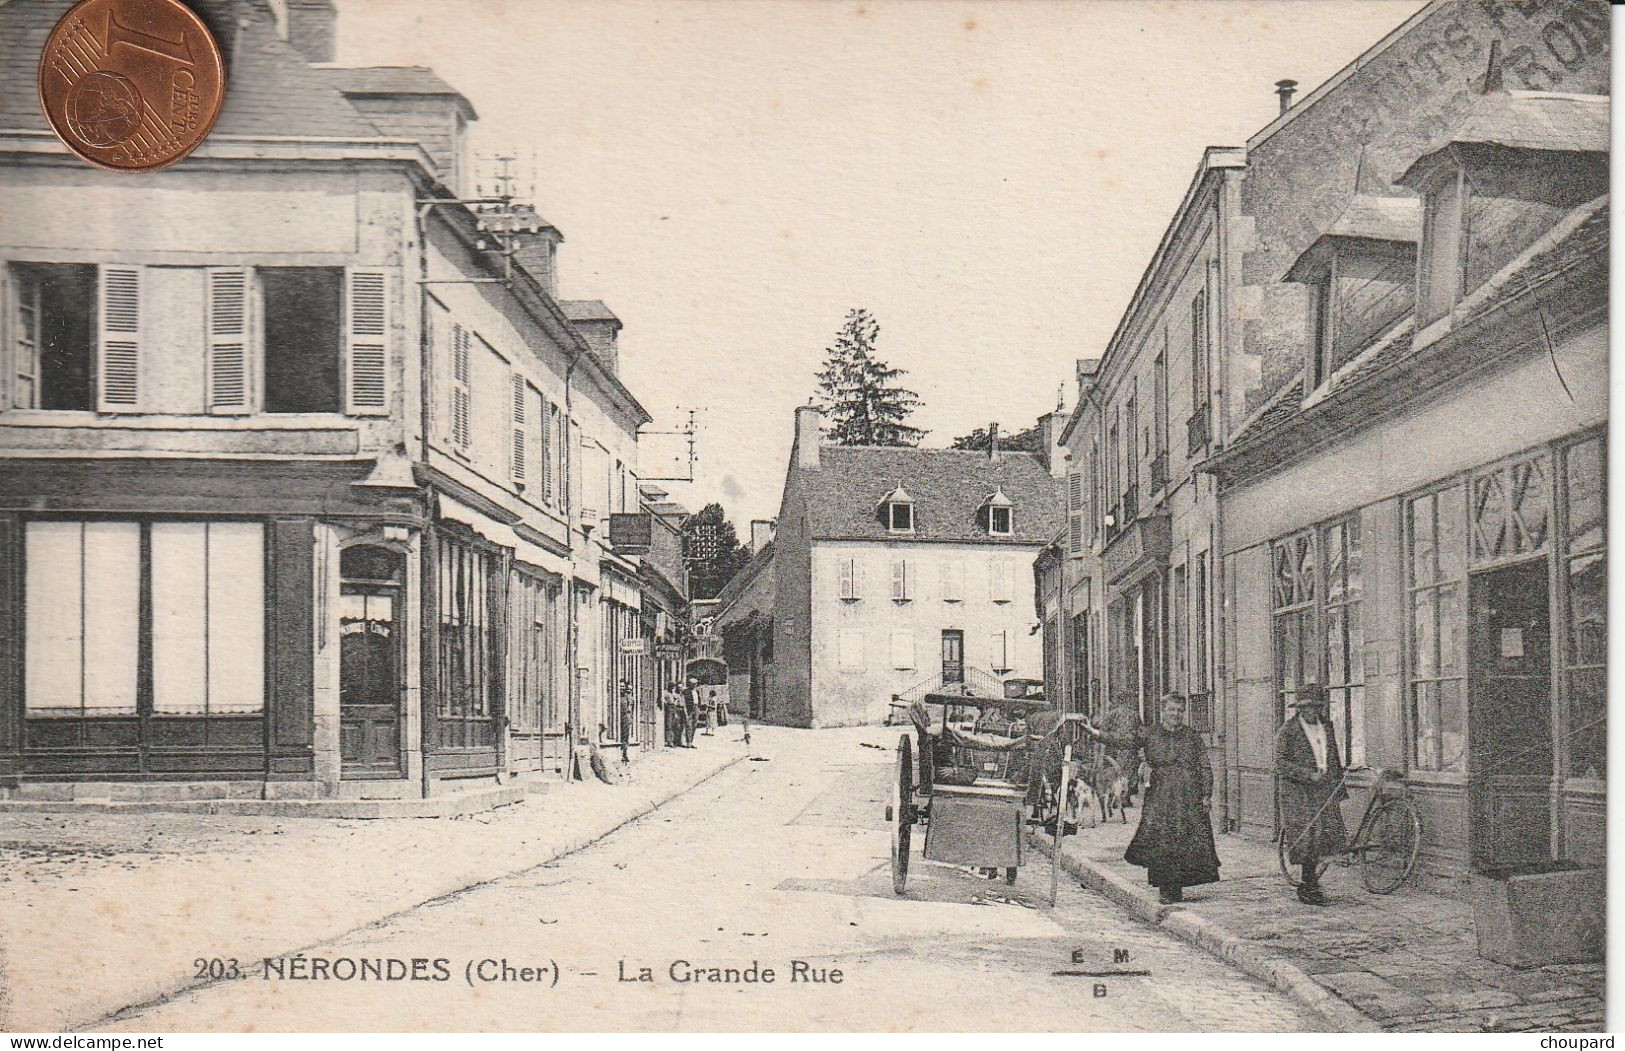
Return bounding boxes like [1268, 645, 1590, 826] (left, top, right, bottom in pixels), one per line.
[1408, 486, 1466, 772]
[1322, 517, 1365, 767]
[1271, 532, 1317, 721]
[1563, 436, 1606, 784]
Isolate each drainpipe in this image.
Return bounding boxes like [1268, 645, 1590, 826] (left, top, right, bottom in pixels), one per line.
[562, 347, 582, 777]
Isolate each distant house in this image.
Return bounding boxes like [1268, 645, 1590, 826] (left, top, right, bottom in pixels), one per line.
[763, 406, 1065, 727]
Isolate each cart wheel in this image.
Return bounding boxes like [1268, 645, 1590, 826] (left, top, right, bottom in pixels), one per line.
[891, 734, 913, 895]
[1360, 796, 1422, 894]
[1005, 867, 1017, 885]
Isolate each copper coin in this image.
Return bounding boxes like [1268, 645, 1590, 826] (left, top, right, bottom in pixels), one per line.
[38, 0, 225, 173]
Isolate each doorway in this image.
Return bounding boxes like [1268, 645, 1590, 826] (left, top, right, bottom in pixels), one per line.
[1467, 559, 1553, 871]
[339, 544, 405, 778]
[941, 629, 964, 685]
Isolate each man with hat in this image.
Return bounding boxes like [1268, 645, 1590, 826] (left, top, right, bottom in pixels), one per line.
[1276, 683, 1348, 906]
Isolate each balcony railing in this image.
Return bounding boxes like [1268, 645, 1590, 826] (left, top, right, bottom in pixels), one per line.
[1186, 401, 1212, 456]
[1150, 450, 1169, 493]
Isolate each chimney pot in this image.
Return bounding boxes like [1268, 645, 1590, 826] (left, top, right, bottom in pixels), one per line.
[988, 422, 1000, 462]
[1275, 79, 1298, 114]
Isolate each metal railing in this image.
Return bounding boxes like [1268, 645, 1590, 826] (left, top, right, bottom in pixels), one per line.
[1186, 401, 1212, 456]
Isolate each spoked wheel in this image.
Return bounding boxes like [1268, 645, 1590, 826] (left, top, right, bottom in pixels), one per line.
[891, 734, 913, 895]
[1360, 796, 1422, 894]
[1277, 827, 1331, 887]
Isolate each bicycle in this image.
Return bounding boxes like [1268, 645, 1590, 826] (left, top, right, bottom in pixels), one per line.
[1277, 767, 1422, 894]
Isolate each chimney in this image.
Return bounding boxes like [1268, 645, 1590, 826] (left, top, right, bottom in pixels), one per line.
[513, 235, 560, 297]
[284, 0, 336, 63]
[987, 422, 1000, 463]
[1076, 357, 1102, 395]
[795, 404, 822, 469]
[750, 519, 776, 554]
[1274, 79, 1298, 114]
[560, 300, 621, 375]
[1036, 407, 1069, 478]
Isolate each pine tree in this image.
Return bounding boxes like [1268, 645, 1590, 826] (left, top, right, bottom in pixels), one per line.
[950, 422, 1043, 454]
[814, 308, 924, 447]
[681, 503, 751, 600]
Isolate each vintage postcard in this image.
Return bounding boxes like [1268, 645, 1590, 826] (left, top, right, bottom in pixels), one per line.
[0, 0, 1610, 1035]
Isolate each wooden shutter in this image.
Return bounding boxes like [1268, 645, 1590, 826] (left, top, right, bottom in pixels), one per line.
[890, 631, 914, 670]
[345, 268, 388, 415]
[206, 267, 249, 414]
[541, 402, 556, 502]
[941, 560, 962, 602]
[450, 323, 472, 448]
[990, 630, 1008, 672]
[839, 558, 856, 600]
[991, 559, 1013, 602]
[891, 559, 908, 601]
[97, 264, 140, 411]
[510, 373, 527, 484]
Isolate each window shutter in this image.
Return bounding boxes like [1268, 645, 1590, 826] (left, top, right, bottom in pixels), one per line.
[990, 630, 1008, 672]
[450, 323, 472, 448]
[206, 267, 249, 414]
[1, 265, 12, 411]
[510, 373, 527, 483]
[541, 402, 555, 502]
[97, 264, 141, 411]
[890, 631, 914, 670]
[989, 559, 1005, 601]
[891, 559, 908, 601]
[345, 268, 388, 415]
[839, 558, 855, 599]
[942, 560, 963, 602]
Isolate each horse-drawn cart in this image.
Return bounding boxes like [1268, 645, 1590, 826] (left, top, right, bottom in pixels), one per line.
[885, 689, 1071, 895]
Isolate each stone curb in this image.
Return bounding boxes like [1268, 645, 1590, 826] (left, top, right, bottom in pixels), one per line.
[73, 750, 750, 1032]
[1042, 836, 1381, 1034]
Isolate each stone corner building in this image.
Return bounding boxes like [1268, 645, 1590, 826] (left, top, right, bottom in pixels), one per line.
[1039, 0, 1607, 876]
[0, 0, 684, 803]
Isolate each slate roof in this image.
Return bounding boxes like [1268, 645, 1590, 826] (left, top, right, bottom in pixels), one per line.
[315, 66, 476, 118]
[799, 446, 1062, 545]
[3, 0, 385, 142]
[1398, 91, 1609, 186]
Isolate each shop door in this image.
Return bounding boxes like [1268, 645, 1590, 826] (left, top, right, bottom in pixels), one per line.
[941, 630, 964, 684]
[340, 546, 405, 778]
[1467, 560, 1553, 871]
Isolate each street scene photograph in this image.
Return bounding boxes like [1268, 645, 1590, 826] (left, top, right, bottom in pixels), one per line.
[0, 0, 1611, 1036]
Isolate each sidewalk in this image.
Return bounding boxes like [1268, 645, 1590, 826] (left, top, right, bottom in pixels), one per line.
[0, 732, 756, 1033]
[1046, 818, 1605, 1033]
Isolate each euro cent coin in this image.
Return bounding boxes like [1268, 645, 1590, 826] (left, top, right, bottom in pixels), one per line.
[38, 0, 225, 172]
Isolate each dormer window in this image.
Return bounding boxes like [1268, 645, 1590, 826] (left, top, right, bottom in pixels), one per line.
[1284, 193, 1419, 390]
[879, 486, 914, 533]
[981, 487, 1014, 536]
[1395, 88, 1607, 333]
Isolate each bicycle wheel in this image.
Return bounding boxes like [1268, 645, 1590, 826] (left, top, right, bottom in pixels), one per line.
[1360, 796, 1422, 894]
[1278, 826, 1332, 886]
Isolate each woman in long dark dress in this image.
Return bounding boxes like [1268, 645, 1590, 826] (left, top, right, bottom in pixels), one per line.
[1084, 693, 1220, 904]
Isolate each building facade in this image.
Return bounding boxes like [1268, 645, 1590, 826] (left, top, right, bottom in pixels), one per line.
[0, 0, 671, 802]
[1038, 0, 1608, 871]
[768, 406, 1064, 727]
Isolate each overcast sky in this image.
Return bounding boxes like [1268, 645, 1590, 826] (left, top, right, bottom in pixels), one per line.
[335, 0, 1428, 529]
